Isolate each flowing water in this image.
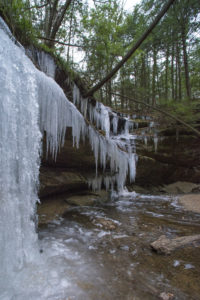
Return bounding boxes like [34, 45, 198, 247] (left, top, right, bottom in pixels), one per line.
[34, 192, 200, 300]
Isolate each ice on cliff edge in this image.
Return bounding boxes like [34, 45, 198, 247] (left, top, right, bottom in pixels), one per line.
[0, 16, 136, 281]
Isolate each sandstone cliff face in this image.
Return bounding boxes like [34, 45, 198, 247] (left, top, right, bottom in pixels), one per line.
[135, 130, 200, 187]
[39, 125, 200, 198]
[40, 130, 94, 198]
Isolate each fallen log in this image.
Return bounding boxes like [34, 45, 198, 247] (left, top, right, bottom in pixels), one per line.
[151, 234, 200, 255]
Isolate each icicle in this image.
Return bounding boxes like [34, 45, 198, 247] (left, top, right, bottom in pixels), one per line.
[73, 83, 81, 106]
[112, 114, 118, 135]
[153, 133, 158, 152]
[129, 153, 136, 182]
[73, 84, 111, 137]
[124, 118, 130, 135]
[88, 176, 103, 191]
[36, 51, 56, 78]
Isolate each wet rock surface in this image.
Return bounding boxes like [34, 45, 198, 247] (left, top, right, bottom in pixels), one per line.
[159, 292, 174, 300]
[39, 167, 88, 198]
[179, 194, 200, 213]
[161, 182, 200, 195]
[151, 234, 200, 255]
[135, 129, 200, 186]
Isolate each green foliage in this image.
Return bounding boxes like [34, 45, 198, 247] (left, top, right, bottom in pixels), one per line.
[0, 0, 199, 111]
[160, 99, 200, 123]
[0, 0, 37, 45]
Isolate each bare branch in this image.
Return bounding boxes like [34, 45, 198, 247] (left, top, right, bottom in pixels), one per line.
[37, 36, 83, 47]
[24, 1, 50, 10]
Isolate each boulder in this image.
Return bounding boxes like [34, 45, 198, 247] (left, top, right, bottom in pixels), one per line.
[65, 190, 109, 207]
[151, 234, 200, 255]
[161, 182, 200, 195]
[65, 194, 98, 207]
[92, 217, 118, 230]
[159, 292, 174, 300]
[179, 194, 200, 213]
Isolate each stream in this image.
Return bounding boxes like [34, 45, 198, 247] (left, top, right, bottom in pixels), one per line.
[1, 15, 199, 300]
[34, 192, 200, 300]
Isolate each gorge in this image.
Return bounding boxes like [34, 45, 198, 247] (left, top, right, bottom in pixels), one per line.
[1, 14, 200, 300]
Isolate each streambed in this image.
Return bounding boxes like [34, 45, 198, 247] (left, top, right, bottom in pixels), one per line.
[36, 193, 200, 300]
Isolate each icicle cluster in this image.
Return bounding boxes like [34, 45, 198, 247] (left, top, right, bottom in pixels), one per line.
[73, 84, 111, 138]
[26, 48, 56, 79]
[35, 74, 136, 191]
[37, 73, 86, 159]
[72, 84, 137, 190]
[36, 51, 56, 78]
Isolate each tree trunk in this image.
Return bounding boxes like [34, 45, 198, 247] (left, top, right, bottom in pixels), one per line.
[175, 43, 178, 101]
[181, 26, 191, 100]
[48, 0, 72, 48]
[177, 42, 182, 100]
[67, 0, 75, 62]
[152, 46, 157, 106]
[46, 0, 59, 40]
[165, 46, 169, 101]
[120, 68, 125, 110]
[141, 52, 147, 102]
[171, 43, 175, 100]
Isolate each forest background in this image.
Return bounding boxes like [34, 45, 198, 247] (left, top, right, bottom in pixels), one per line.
[1, 0, 200, 121]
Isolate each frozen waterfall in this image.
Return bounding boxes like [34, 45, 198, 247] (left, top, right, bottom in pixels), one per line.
[0, 18, 41, 287]
[0, 16, 137, 298]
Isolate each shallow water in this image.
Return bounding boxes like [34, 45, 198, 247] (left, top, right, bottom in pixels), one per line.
[33, 193, 200, 300]
[2, 193, 199, 299]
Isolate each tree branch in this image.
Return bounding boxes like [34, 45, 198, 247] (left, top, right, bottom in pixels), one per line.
[24, 1, 50, 10]
[111, 92, 200, 138]
[37, 36, 83, 47]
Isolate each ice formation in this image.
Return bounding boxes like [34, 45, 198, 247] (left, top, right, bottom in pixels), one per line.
[0, 19, 41, 286]
[73, 84, 137, 189]
[0, 15, 140, 297]
[0, 16, 137, 286]
[36, 51, 56, 78]
[25, 48, 56, 79]
[73, 84, 111, 138]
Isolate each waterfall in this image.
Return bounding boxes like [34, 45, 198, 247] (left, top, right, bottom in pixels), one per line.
[0, 16, 136, 297]
[0, 18, 41, 286]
